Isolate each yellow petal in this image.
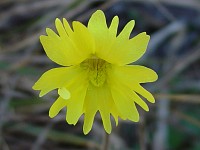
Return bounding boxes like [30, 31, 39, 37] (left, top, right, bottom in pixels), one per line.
[108, 65, 156, 103]
[66, 72, 89, 125]
[122, 32, 150, 64]
[71, 21, 95, 54]
[97, 84, 112, 133]
[100, 111, 111, 134]
[132, 84, 155, 103]
[49, 97, 68, 118]
[131, 92, 149, 111]
[63, 18, 73, 36]
[32, 66, 82, 97]
[83, 112, 96, 135]
[109, 16, 119, 37]
[58, 87, 71, 100]
[41, 19, 93, 66]
[55, 18, 68, 38]
[117, 20, 135, 40]
[111, 108, 119, 126]
[99, 32, 150, 65]
[40, 32, 75, 66]
[119, 85, 149, 112]
[83, 85, 99, 114]
[111, 65, 158, 83]
[83, 83, 114, 134]
[109, 81, 139, 122]
[88, 10, 110, 53]
[46, 28, 59, 39]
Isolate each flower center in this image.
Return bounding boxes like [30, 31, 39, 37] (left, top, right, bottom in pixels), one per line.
[81, 57, 110, 87]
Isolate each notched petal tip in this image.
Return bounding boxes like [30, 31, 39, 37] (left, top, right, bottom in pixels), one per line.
[113, 15, 119, 21]
[32, 83, 37, 90]
[106, 130, 111, 134]
[45, 28, 52, 34]
[89, 9, 106, 26]
[150, 96, 155, 103]
[72, 21, 83, 30]
[49, 97, 67, 118]
[49, 112, 55, 118]
[95, 9, 104, 15]
[141, 32, 150, 41]
[111, 16, 119, 27]
[66, 119, 75, 125]
[39, 91, 46, 97]
[129, 108, 140, 122]
[132, 115, 140, 122]
[112, 115, 119, 126]
[62, 18, 66, 22]
[153, 71, 159, 82]
[32, 83, 45, 97]
[63, 18, 73, 34]
[109, 15, 119, 37]
[49, 106, 59, 118]
[83, 127, 90, 135]
[55, 18, 61, 24]
[32, 81, 43, 93]
[91, 10, 105, 20]
[39, 35, 47, 42]
[144, 106, 149, 112]
[129, 20, 135, 26]
[145, 92, 155, 103]
[118, 19, 135, 40]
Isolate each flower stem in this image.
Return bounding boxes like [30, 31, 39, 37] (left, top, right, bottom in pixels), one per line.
[101, 132, 110, 150]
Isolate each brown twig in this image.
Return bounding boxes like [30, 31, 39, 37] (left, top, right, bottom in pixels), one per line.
[173, 111, 200, 128]
[154, 94, 200, 103]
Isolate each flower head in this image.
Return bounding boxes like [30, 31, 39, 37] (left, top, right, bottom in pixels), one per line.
[33, 10, 158, 134]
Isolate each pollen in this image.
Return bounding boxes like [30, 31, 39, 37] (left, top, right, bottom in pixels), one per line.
[81, 57, 110, 87]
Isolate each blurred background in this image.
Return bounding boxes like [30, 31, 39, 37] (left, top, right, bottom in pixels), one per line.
[0, 0, 200, 150]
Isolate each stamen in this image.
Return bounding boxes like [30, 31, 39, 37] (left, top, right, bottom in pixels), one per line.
[81, 57, 110, 87]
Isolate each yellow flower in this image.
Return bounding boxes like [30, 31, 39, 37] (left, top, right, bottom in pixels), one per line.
[33, 10, 158, 134]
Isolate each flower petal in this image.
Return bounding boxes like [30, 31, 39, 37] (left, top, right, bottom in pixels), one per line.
[63, 18, 73, 36]
[55, 18, 68, 39]
[88, 10, 111, 53]
[100, 111, 111, 134]
[40, 29, 75, 66]
[83, 84, 98, 134]
[58, 87, 71, 100]
[111, 65, 158, 83]
[121, 32, 150, 64]
[32, 66, 83, 97]
[132, 84, 155, 103]
[83, 83, 113, 134]
[65, 71, 89, 125]
[97, 84, 113, 133]
[98, 32, 150, 65]
[108, 65, 156, 103]
[131, 92, 149, 111]
[41, 19, 93, 66]
[109, 16, 119, 37]
[49, 97, 68, 118]
[111, 106, 119, 126]
[117, 20, 135, 41]
[119, 85, 149, 112]
[71, 21, 95, 54]
[83, 111, 96, 135]
[108, 80, 139, 122]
